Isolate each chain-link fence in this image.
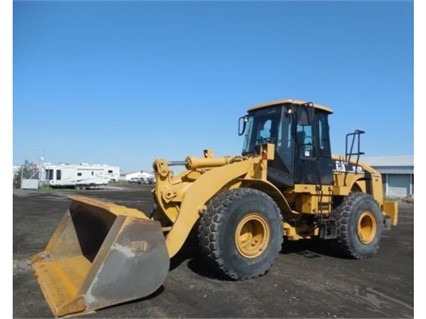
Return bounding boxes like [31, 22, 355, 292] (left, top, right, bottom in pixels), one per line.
[13, 160, 41, 189]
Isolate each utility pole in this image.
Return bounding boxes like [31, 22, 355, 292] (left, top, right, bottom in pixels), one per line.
[39, 148, 44, 187]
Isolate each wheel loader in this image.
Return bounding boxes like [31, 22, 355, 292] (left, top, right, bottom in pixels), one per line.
[31, 99, 398, 318]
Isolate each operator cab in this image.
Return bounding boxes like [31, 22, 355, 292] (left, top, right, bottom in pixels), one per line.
[239, 99, 334, 187]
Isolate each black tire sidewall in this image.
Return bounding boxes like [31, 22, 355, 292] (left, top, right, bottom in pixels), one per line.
[215, 189, 282, 279]
[343, 194, 383, 258]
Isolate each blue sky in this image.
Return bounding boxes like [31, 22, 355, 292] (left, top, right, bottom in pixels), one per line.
[12, 0, 414, 172]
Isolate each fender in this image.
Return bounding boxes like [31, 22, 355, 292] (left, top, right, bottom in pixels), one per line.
[331, 154, 384, 204]
[239, 178, 299, 220]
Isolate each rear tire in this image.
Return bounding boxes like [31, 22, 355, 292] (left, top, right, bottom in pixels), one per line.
[198, 188, 283, 280]
[332, 192, 383, 259]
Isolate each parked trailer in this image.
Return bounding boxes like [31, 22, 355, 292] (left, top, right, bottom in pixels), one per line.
[42, 163, 120, 189]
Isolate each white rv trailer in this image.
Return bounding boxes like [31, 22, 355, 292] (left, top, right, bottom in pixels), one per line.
[42, 163, 120, 189]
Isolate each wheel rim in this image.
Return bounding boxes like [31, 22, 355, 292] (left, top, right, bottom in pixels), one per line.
[235, 213, 270, 258]
[357, 211, 377, 244]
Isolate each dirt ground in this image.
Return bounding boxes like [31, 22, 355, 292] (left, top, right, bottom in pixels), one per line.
[13, 185, 414, 318]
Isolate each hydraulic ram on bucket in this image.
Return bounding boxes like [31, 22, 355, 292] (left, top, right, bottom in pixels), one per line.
[31, 195, 170, 318]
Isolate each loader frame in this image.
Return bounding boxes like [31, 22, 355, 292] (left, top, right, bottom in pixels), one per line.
[32, 98, 398, 318]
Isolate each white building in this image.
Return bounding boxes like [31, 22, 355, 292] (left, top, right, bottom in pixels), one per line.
[124, 170, 154, 181]
[363, 155, 414, 198]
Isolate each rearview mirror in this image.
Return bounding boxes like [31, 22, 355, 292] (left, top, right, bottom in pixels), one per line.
[238, 115, 249, 136]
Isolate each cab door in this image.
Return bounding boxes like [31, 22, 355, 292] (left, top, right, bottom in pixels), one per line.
[294, 107, 333, 185]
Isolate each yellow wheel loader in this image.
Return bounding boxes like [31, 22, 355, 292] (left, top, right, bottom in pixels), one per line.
[31, 99, 398, 318]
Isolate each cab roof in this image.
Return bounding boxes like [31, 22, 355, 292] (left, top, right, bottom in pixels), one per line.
[248, 99, 333, 114]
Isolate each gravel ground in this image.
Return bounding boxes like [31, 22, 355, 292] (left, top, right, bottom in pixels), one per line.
[13, 185, 414, 318]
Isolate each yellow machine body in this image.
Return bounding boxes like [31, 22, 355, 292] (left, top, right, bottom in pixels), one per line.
[32, 99, 398, 318]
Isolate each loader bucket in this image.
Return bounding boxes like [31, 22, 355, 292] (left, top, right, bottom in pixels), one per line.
[31, 195, 170, 318]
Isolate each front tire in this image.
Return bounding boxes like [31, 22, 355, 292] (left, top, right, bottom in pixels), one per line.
[198, 188, 283, 280]
[332, 192, 383, 259]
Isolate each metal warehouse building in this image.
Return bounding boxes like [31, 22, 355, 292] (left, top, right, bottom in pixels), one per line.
[363, 155, 414, 198]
